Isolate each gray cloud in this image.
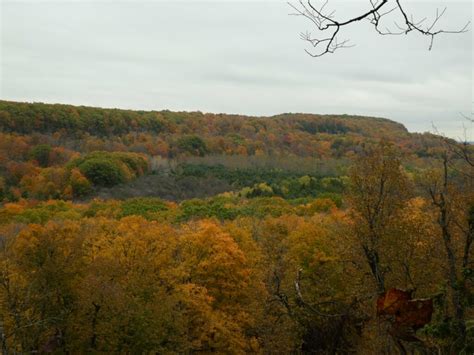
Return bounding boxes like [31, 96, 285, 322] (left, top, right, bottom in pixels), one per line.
[0, 0, 472, 138]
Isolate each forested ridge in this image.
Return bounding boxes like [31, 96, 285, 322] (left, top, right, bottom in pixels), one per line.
[0, 100, 472, 353]
[0, 100, 408, 137]
[0, 100, 451, 202]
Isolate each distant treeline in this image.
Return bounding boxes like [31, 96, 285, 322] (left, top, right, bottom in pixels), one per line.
[0, 100, 454, 202]
[0, 100, 407, 137]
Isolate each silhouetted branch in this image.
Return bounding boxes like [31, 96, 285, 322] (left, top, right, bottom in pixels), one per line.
[432, 114, 474, 177]
[289, 0, 470, 57]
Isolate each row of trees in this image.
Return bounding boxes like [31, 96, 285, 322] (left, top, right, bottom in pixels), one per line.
[0, 149, 149, 201]
[0, 196, 337, 226]
[0, 101, 407, 138]
[0, 101, 449, 160]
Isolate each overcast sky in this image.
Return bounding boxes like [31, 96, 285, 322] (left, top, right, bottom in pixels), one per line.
[0, 0, 472, 138]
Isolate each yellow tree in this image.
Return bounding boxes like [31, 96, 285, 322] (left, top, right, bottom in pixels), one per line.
[177, 220, 259, 353]
[348, 142, 412, 293]
[0, 221, 86, 353]
[419, 151, 474, 349]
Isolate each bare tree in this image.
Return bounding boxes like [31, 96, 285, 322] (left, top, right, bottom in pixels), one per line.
[289, 0, 470, 57]
[421, 151, 472, 347]
[432, 111, 474, 179]
[348, 142, 412, 293]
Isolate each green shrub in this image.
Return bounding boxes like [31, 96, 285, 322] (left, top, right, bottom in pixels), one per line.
[78, 158, 126, 187]
[177, 198, 237, 221]
[111, 152, 149, 176]
[241, 183, 274, 198]
[82, 200, 121, 218]
[15, 200, 81, 224]
[317, 192, 343, 208]
[120, 198, 168, 219]
[176, 136, 209, 156]
[30, 144, 52, 167]
[69, 151, 149, 188]
[69, 168, 93, 197]
[239, 197, 293, 218]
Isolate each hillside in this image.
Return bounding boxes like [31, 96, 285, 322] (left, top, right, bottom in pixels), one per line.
[0, 100, 408, 137]
[0, 100, 472, 354]
[0, 100, 448, 202]
[0, 100, 428, 160]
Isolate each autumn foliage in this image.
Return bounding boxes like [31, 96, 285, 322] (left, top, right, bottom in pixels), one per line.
[377, 288, 434, 341]
[0, 101, 472, 353]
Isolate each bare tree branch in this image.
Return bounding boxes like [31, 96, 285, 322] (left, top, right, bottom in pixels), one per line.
[289, 0, 470, 57]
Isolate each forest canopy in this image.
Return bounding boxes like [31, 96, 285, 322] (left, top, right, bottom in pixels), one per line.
[0, 100, 472, 353]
